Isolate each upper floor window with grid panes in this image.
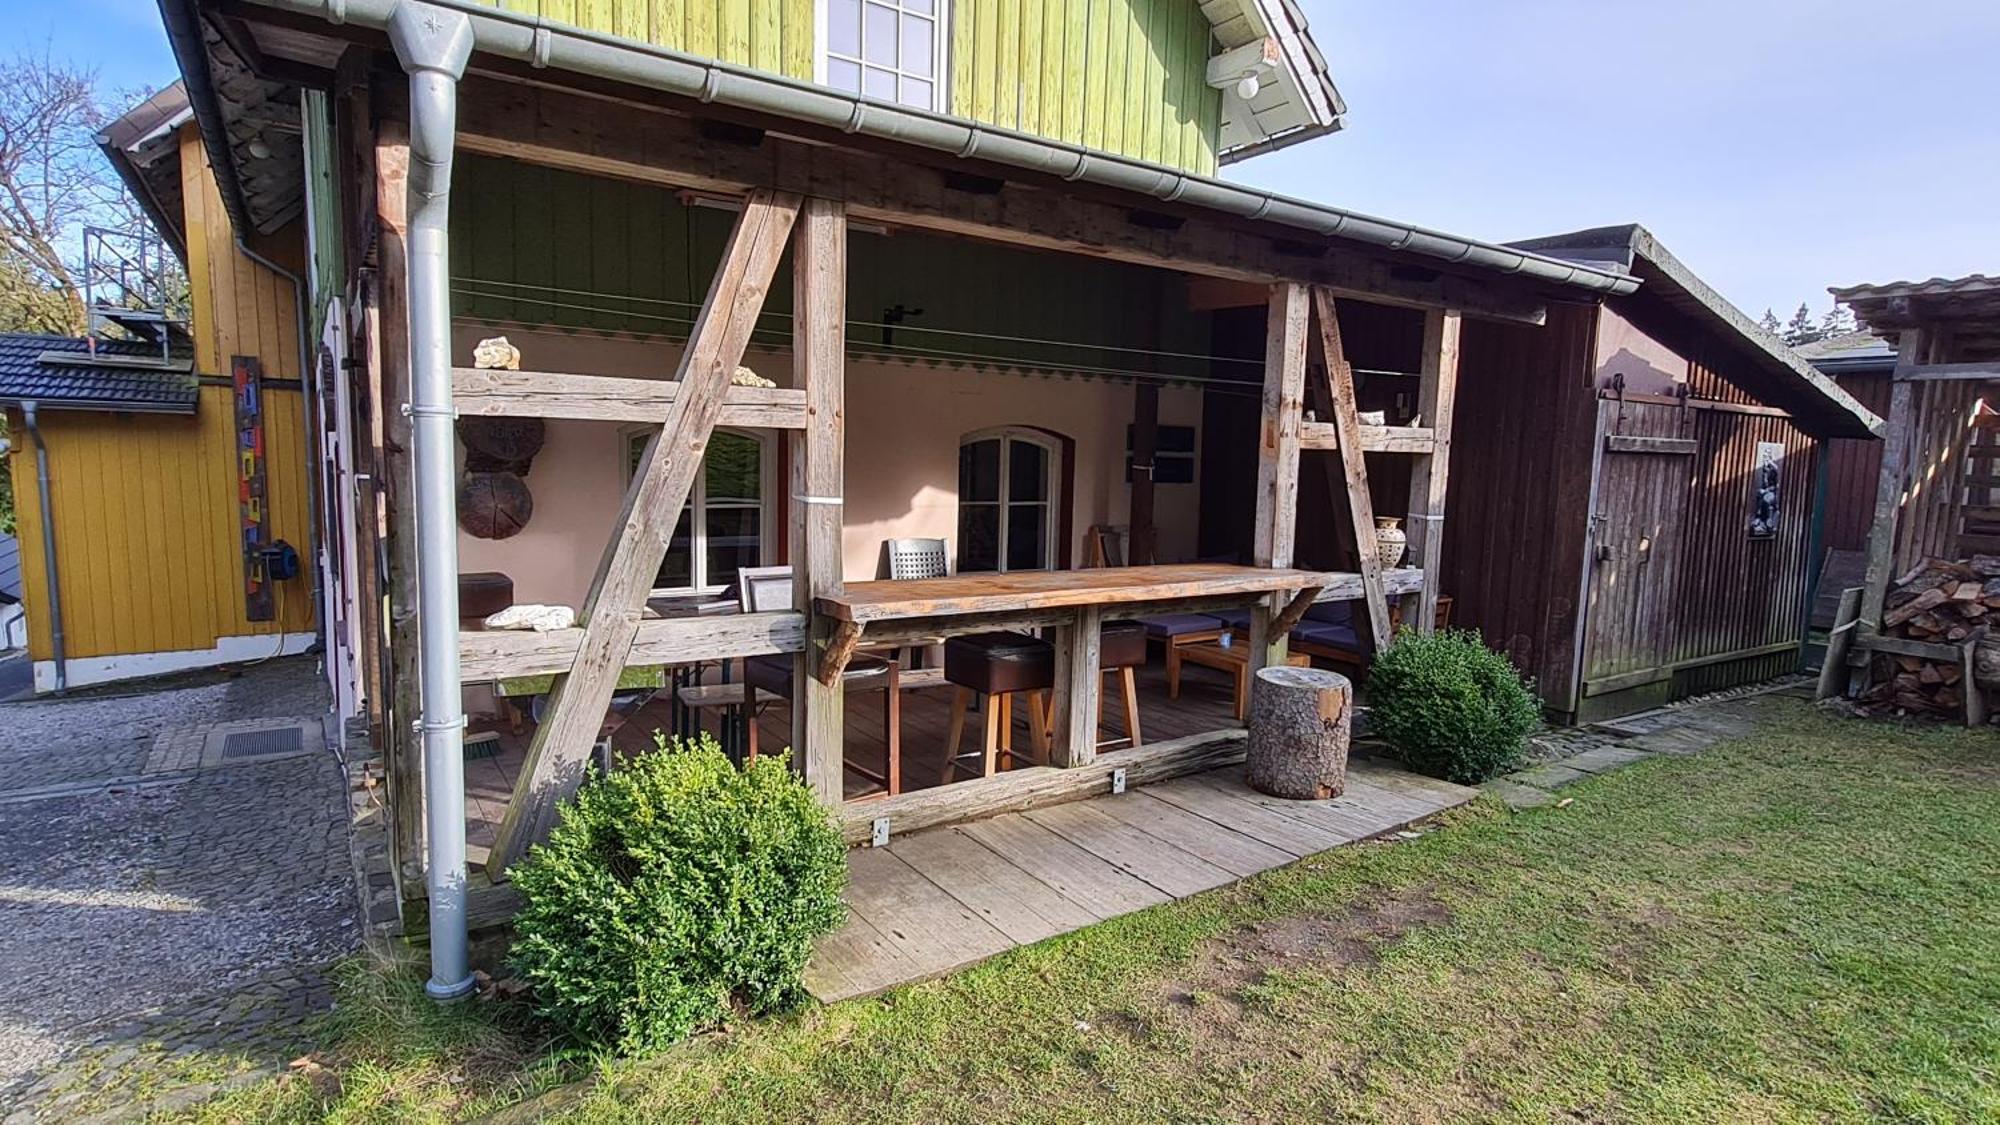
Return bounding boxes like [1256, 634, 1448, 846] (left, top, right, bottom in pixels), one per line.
[818, 0, 947, 111]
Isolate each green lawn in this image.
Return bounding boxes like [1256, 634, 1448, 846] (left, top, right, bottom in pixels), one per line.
[191, 700, 1998, 1123]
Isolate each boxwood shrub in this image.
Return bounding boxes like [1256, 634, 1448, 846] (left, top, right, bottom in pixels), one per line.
[1367, 627, 1540, 784]
[509, 733, 846, 1054]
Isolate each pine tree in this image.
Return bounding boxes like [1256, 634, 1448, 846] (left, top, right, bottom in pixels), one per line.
[1784, 302, 1821, 346]
[1819, 305, 1855, 337]
[1759, 308, 1782, 336]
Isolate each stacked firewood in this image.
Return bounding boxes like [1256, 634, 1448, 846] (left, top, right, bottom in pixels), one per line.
[1863, 556, 2000, 716]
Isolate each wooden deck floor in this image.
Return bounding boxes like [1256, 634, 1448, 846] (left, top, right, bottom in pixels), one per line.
[806, 759, 1479, 1003]
[463, 655, 1249, 852]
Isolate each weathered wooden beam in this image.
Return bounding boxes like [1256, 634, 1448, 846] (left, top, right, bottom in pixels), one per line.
[372, 118, 425, 896]
[1049, 605, 1105, 768]
[837, 728, 1250, 845]
[487, 190, 802, 875]
[816, 620, 864, 687]
[1402, 307, 1460, 633]
[1962, 625, 1989, 729]
[453, 368, 808, 428]
[1898, 361, 2000, 383]
[458, 611, 807, 682]
[1603, 434, 1697, 456]
[791, 196, 848, 803]
[1312, 287, 1394, 651]
[1855, 331, 1927, 664]
[1300, 422, 1436, 453]
[450, 78, 1552, 326]
[1250, 284, 1309, 672]
[1814, 586, 1862, 701]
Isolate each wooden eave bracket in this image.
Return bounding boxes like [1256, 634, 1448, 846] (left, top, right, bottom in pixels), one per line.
[1270, 585, 1325, 637]
[816, 620, 864, 686]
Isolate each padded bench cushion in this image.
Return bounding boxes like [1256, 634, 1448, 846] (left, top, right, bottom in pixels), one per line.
[1292, 620, 1361, 653]
[1139, 612, 1227, 638]
[945, 631, 1054, 695]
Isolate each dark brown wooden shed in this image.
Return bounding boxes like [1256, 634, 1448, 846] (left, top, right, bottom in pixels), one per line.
[1438, 226, 1882, 722]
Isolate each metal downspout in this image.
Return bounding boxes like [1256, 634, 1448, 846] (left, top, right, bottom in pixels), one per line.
[20, 403, 64, 693]
[234, 236, 327, 655]
[390, 0, 477, 1003]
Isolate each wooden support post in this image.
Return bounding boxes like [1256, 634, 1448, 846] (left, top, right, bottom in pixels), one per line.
[488, 190, 802, 873]
[1049, 604, 1104, 767]
[1815, 585, 1862, 702]
[1312, 287, 1393, 651]
[1402, 308, 1461, 631]
[1249, 283, 1308, 671]
[1855, 331, 1927, 665]
[1961, 625, 1989, 729]
[790, 196, 848, 805]
[373, 118, 424, 894]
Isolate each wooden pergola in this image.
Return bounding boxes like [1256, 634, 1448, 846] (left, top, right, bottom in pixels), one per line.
[351, 75, 1566, 880]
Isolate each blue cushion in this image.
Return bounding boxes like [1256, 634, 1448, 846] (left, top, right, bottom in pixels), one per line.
[1139, 612, 1227, 638]
[1303, 599, 1353, 626]
[1210, 608, 1252, 630]
[1293, 620, 1361, 652]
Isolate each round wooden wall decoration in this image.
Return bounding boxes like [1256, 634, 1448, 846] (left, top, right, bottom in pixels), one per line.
[458, 416, 546, 474]
[459, 471, 534, 539]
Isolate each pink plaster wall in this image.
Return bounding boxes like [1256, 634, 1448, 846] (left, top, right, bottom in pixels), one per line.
[451, 323, 1202, 610]
[1594, 307, 1690, 397]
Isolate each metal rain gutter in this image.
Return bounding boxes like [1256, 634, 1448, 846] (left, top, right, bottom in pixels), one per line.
[20, 403, 65, 693]
[388, 0, 478, 1004]
[242, 0, 1640, 299]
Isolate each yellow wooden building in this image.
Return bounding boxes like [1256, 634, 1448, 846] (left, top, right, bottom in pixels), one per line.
[1, 86, 317, 692]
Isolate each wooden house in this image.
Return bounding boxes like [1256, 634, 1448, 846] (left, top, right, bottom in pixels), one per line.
[144, 0, 1871, 995]
[0, 84, 319, 693]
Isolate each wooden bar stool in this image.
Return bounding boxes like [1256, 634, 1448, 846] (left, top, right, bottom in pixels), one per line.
[1039, 619, 1147, 751]
[940, 631, 1054, 781]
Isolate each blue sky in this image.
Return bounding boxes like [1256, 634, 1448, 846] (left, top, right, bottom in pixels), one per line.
[9, 0, 1997, 322]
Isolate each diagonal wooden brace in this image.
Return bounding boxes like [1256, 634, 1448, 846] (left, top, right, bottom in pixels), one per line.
[1270, 585, 1325, 638]
[815, 621, 864, 687]
[1311, 287, 1394, 651]
[486, 189, 803, 875]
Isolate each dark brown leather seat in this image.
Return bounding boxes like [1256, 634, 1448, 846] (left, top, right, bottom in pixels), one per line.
[744, 652, 892, 696]
[944, 631, 1054, 695]
[941, 632, 1054, 780]
[1100, 620, 1147, 670]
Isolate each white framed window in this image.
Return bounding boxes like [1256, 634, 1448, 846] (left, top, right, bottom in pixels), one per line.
[624, 427, 777, 595]
[958, 427, 1060, 573]
[817, 0, 948, 111]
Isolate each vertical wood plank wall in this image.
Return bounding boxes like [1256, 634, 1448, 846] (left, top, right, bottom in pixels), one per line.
[462, 0, 1224, 175]
[952, 0, 1221, 174]
[1436, 304, 1600, 714]
[3, 124, 315, 665]
[1819, 371, 1892, 554]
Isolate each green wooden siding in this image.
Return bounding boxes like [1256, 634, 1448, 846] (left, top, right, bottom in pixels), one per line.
[449, 154, 1211, 380]
[467, 0, 815, 78]
[466, 0, 1222, 175]
[954, 0, 1220, 174]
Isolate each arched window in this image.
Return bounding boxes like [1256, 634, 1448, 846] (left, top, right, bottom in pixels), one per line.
[958, 427, 1060, 573]
[625, 427, 775, 594]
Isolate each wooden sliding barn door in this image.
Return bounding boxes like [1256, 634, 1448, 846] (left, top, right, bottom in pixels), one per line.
[1579, 399, 1692, 709]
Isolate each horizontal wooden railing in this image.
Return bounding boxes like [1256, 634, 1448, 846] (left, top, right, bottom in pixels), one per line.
[460, 610, 807, 682]
[1300, 421, 1436, 454]
[453, 368, 808, 428]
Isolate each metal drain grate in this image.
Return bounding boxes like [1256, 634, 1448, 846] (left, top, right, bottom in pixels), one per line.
[219, 726, 305, 760]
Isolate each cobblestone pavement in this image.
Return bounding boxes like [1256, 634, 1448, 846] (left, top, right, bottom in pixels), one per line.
[0, 658, 361, 1122]
[1479, 676, 1812, 810]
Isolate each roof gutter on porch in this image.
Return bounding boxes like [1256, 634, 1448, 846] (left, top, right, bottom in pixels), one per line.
[236, 0, 1639, 300]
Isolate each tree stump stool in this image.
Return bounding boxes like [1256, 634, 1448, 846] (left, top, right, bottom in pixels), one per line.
[1245, 666, 1352, 800]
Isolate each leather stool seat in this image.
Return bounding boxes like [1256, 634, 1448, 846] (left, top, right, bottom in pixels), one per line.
[1100, 620, 1146, 669]
[744, 651, 892, 697]
[944, 632, 1054, 695]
